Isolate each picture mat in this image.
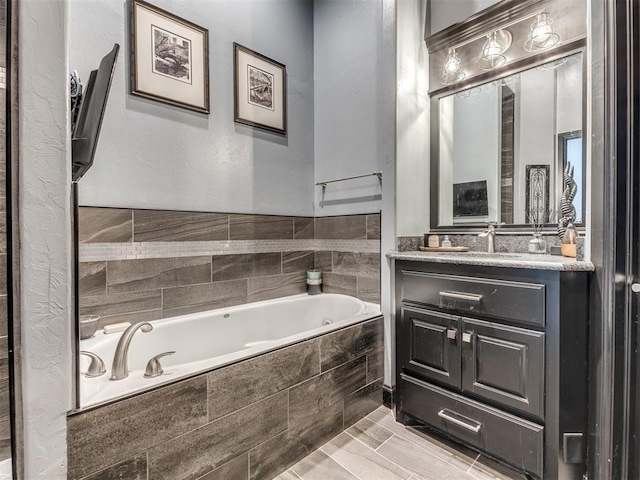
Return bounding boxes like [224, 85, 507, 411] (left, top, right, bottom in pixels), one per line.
[134, 3, 206, 109]
[236, 49, 284, 130]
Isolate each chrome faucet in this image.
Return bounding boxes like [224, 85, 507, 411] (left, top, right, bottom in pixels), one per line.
[478, 222, 504, 253]
[110, 322, 153, 381]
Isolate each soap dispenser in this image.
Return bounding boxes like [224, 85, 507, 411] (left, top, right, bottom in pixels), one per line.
[441, 235, 452, 248]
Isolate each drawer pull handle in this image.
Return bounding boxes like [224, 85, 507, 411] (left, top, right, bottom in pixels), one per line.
[462, 331, 474, 343]
[447, 329, 457, 340]
[437, 409, 482, 433]
[439, 291, 483, 303]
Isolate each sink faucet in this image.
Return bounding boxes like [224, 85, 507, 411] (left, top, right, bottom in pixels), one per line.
[478, 222, 504, 253]
[110, 322, 153, 381]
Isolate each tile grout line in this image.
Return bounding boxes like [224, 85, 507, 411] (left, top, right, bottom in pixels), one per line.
[369, 409, 478, 476]
[361, 431, 424, 480]
[318, 443, 364, 480]
[466, 453, 482, 473]
[374, 431, 397, 452]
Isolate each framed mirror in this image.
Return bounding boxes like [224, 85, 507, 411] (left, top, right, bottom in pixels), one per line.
[429, 49, 585, 231]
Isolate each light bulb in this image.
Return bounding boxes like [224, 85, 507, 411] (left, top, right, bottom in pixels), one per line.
[524, 12, 560, 52]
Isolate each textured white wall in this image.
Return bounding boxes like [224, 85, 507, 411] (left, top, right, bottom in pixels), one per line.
[19, 0, 72, 477]
[313, 0, 386, 217]
[71, 0, 316, 216]
[396, 0, 429, 236]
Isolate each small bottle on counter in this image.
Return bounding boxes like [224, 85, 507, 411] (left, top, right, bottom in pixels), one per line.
[441, 235, 452, 248]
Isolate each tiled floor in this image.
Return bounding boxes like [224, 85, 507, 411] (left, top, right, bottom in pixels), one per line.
[275, 406, 527, 480]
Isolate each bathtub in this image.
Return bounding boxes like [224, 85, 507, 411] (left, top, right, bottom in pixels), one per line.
[79, 293, 380, 407]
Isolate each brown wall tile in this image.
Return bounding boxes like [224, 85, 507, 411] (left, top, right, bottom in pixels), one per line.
[366, 347, 385, 384]
[320, 317, 384, 371]
[366, 214, 381, 240]
[314, 251, 332, 272]
[107, 256, 211, 294]
[68, 376, 208, 479]
[229, 215, 294, 240]
[289, 357, 366, 427]
[247, 274, 305, 303]
[82, 454, 148, 480]
[333, 252, 380, 277]
[344, 381, 383, 428]
[322, 273, 357, 297]
[0, 256, 6, 296]
[282, 251, 314, 274]
[162, 280, 247, 318]
[315, 216, 366, 240]
[199, 454, 249, 480]
[249, 402, 343, 480]
[147, 391, 288, 480]
[0, 296, 7, 337]
[79, 208, 132, 243]
[79, 290, 162, 318]
[294, 217, 315, 239]
[207, 339, 320, 422]
[133, 210, 228, 242]
[79, 262, 107, 297]
[357, 276, 380, 304]
[212, 253, 280, 282]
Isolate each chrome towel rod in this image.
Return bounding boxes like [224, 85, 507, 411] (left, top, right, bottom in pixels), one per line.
[316, 171, 382, 188]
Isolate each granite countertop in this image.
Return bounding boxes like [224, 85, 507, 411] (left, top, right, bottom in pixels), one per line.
[387, 250, 595, 272]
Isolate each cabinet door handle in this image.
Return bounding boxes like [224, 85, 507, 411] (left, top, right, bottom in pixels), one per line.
[437, 409, 482, 433]
[447, 329, 457, 340]
[439, 291, 483, 303]
[462, 331, 474, 343]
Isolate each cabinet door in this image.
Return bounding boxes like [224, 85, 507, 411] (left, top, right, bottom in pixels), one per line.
[398, 306, 461, 390]
[461, 317, 545, 420]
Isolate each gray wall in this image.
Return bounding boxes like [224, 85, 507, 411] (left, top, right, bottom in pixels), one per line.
[313, 0, 385, 216]
[70, 0, 316, 216]
[428, 0, 500, 35]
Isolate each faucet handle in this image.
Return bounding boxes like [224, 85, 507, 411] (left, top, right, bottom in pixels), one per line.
[80, 351, 106, 378]
[144, 351, 175, 378]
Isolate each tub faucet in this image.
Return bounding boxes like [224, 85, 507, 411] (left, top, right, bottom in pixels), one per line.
[110, 322, 153, 381]
[478, 222, 504, 253]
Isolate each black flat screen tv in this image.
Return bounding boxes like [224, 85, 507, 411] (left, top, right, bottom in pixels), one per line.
[71, 43, 119, 182]
[453, 180, 489, 217]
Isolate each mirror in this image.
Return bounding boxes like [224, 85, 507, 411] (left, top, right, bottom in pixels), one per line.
[433, 51, 584, 229]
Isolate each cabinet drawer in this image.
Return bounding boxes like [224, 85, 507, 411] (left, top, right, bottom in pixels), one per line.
[398, 307, 461, 390]
[399, 374, 543, 478]
[400, 270, 545, 327]
[462, 318, 545, 420]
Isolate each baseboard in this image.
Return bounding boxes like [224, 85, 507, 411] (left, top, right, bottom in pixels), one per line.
[383, 385, 395, 409]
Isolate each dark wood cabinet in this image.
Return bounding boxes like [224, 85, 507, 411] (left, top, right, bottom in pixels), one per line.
[394, 260, 590, 480]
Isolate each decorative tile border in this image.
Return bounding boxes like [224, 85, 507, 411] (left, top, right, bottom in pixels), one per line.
[79, 239, 380, 262]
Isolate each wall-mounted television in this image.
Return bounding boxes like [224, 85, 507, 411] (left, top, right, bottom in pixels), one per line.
[71, 43, 119, 182]
[453, 180, 489, 217]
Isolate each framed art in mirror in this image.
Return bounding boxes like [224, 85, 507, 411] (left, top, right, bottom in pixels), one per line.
[234, 43, 287, 135]
[130, 0, 210, 114]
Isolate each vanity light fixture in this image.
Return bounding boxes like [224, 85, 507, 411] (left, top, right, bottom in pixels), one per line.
[440, 48, 466, 85]
[524, 11, 560, 52]
[477, 30, 512, 71]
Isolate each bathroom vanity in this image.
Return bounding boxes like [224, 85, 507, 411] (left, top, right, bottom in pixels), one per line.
[390, 252, 593, 480]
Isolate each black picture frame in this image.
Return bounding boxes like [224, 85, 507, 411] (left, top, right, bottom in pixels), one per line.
[130, 0, 210, 114]
[233, 43, 287, 135]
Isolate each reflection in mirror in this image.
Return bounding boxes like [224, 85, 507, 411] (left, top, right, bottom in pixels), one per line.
[436, 52, 583, 228]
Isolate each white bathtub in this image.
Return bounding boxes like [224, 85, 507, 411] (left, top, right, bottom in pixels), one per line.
[79, 293, 380, 407]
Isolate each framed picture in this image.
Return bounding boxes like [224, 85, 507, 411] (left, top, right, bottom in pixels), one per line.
[525, 164, 550, 222]
[130, 0, 209, 113]
[234, 43, 287, 135]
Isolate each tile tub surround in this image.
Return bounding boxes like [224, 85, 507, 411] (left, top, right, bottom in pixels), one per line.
[67, 316, 384, 480]
[78, 208, 381, 325]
